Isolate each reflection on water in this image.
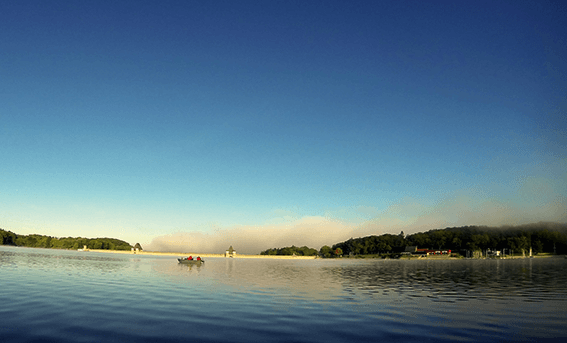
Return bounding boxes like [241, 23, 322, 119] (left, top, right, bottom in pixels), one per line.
[330, 258, 567, 302]
[0, 246, 130, 278]
[3, 246, 566, 305]
[158, 257, 567, 303]
[1, 246, 566, 343]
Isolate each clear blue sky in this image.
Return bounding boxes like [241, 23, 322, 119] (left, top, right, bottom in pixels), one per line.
[1, 0, 565, 252]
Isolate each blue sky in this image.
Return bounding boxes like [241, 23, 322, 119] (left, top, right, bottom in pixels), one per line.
[1, 0, 565, 253]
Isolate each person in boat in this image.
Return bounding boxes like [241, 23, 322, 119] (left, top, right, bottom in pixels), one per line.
[196, 256, 201, 261]
[188, 256, 193, 260]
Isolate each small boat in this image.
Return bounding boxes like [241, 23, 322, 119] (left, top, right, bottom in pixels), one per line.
[178, 258, 204, 265]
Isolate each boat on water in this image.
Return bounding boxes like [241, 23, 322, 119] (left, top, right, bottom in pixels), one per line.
[178, 258, 204, 265]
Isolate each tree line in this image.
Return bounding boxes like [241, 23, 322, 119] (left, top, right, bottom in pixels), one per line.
[262, 222, 567, 258]
[3, 222, 566, 256]
[0, 228, 132, 251]
[328, 222, 567, 257]
[260, 245, 318, 256]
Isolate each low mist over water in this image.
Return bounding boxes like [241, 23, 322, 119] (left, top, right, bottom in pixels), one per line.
[1, 246, 566, 342]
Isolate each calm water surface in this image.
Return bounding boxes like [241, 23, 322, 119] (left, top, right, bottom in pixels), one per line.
[1, 246, 566, 342]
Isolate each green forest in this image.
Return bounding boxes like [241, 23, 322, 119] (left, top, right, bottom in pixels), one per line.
[0, 228, 132, 251]
[261, 222, 567, 258]
[326, 222, 567, 257]
[260, 245, 318, 256]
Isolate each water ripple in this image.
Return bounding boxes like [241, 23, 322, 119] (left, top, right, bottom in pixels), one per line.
[2, 246, 567, 342]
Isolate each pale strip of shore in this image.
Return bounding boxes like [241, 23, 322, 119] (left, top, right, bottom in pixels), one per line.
[400, 254, 564, 260]
[87, 249, 564, 260]
[88, 249, 317, 259]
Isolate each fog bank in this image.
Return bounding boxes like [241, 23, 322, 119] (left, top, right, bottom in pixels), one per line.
[147, 187, 566, 254]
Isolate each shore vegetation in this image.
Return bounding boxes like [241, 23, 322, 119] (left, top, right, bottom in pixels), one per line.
[260, 245, 318, 256]
[328, 222, 567, 258]
[2, 222, 566, 258]
[0, 229, 132, 250]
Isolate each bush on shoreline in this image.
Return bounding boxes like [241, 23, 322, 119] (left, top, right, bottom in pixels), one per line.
[260, 245, 318, 256]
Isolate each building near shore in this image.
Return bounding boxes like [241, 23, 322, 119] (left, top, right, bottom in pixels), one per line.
[225, 246, 236, 258]
[413, 247, 451, 256]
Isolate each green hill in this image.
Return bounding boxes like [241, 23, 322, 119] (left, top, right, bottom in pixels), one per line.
[0, 228, 132, 250]
[326, 222, 567, 257]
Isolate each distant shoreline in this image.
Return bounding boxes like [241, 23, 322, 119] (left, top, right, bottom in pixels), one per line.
[88, 249, 318, 259]
[87, 249, 563, 260]
[4, 245, 562, 260]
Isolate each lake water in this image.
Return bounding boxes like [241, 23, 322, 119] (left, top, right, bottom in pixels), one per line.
[1, 246, 566, 342]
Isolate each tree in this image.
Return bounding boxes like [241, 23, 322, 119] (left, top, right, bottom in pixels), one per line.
[452, 236, 462, 249]
[514, 236, 529, 255]
[319, 245, 332, 258]
[507, 237, 517, 254]
[431, 230, 447, 249]
[260, 245, 318, 256]
[92, 240, 103, 249]
[533, 240, 543, 254]
[0, 229, 17, 245]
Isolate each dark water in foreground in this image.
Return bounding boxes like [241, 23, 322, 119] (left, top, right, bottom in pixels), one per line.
[1, 246, 566, 342]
